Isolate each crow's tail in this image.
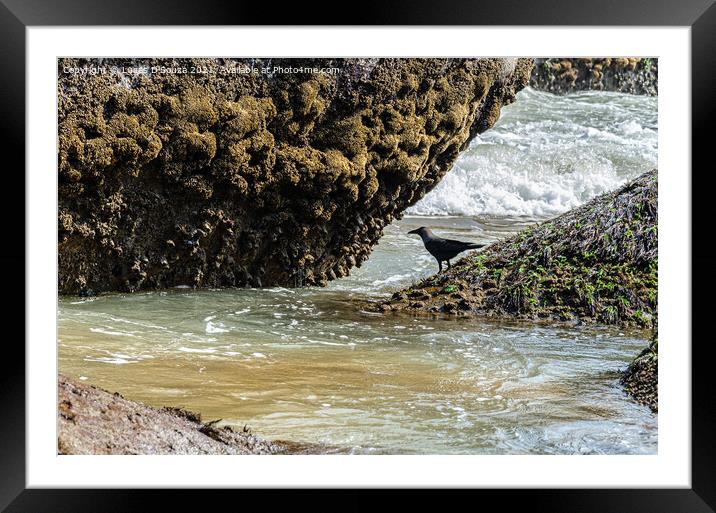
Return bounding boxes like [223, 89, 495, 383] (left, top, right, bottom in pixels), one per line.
[465, 243, 485, 250]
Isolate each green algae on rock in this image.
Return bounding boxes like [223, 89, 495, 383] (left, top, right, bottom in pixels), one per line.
[375, 170, 658, 329]
[58, 58, 533, 295]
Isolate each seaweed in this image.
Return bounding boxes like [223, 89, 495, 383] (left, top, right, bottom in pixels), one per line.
[379, 170, 658, 329]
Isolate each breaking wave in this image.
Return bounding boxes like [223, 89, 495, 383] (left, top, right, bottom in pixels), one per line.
[408, 87, 657, 217]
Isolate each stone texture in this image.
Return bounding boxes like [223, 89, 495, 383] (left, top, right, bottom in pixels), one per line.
[57, 374, 281, 454]
[530, 58, 657, 96]
[621, 339, 658, 412]
[58, 58, 533, 294]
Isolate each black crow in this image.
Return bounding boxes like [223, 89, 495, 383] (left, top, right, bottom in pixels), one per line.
[408, 227, 485, 273]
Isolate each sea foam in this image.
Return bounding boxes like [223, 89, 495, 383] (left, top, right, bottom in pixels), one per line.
[408, 87, 657, 218]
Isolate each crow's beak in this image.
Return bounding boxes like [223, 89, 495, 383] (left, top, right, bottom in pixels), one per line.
[407, 229, 418, 235]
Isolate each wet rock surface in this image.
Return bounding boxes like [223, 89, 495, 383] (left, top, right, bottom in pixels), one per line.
[530, 58, 657, 96]
[371, 170, 657, 329]
[58, 58, 533, 294]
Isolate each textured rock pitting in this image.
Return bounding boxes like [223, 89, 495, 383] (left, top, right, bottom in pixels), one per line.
[58, 58, 533, 294]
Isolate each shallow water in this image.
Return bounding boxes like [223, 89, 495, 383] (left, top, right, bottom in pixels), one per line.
[58, 88, 658, 454]
[59, 216, 656, 454]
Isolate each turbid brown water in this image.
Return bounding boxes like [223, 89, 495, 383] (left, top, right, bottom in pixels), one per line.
[59, 217, 656, 455]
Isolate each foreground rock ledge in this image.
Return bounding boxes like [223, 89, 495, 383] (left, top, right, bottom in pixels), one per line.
[373, 170, 657, 329]
[58, 374, 337, 455]
[59, 57, 533, 294]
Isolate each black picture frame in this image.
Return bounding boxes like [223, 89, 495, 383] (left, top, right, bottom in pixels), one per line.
[2, 0, 714, 510]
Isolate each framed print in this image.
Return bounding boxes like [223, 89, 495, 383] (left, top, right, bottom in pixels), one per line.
[3, 0, 715, 510]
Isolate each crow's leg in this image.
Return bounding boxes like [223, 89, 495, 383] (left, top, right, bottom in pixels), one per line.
[447, 260, 452, 270]
[437, 260, 443, 273]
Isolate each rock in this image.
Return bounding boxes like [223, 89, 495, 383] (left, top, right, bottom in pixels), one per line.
[457, 299, 472, 311]
[58, 58, 533, 294]
[530, 58, 657, 96]
[439, 302, 457, 313]
[373, 170, 658, 328]
[57, 374, 281, 454]
[57, 374, 345, 454]
[621, 338, 658, 412]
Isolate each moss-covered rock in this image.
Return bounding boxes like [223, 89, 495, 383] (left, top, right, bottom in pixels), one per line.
[374, 170, 657, 329]
[58, 58, 533, 294]
[530, 58, 658, 96]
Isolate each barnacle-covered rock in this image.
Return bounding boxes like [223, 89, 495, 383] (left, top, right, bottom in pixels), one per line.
[58, 58, 533, 294]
